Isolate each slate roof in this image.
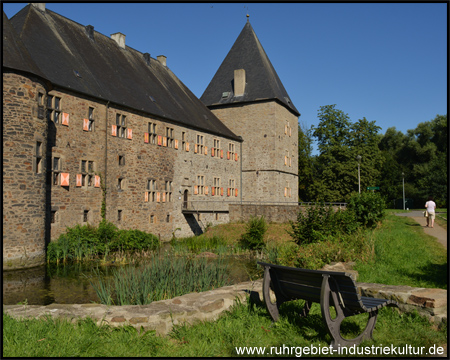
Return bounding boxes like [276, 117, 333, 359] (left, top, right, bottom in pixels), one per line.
[201, 19, 300, 117]
[2, 11, 46, 80]
[5, 5, 240, 141]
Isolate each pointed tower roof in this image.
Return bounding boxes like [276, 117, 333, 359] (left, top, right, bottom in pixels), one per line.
[201, 18, 300, 116]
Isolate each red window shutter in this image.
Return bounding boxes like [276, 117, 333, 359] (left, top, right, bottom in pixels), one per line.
[285, 124, 287, 135]
[145, 192, 149, 202]
[227, 188, 230, 197]
[76, 174, 82, 187]
[212, 187, 215, 196]
[220, 150, 224, 159]
[127, 128, 132, 140]
[289, 127, 292, 137]
[227, 151, 230, 160]
[194, 144, 198, 153]
[211, 148, 215, 157]
[204, 146, 208, 155]
[157, 135, 162, 146]
[156, 192, 161, 202]
[205, 186, 209, 195]
[284, 187, 287, 197]
[235, 153, 238, 161]
[60, 173, 70, 186]
[163, 136, 167, 147]
[186, 142, 190, 152]
[62, 112, 69, 126]
[235, 188, 238, 197]
[174, 139, 179, 149]
[111, 125, 117, 136]
[220, 187, 224, 196]
[83, 118, 89, 131]
[144, 133, 149, 143]
[94, 175, 101, 188]
[194, 185, 198, 195]
[162, 192, 166, 202]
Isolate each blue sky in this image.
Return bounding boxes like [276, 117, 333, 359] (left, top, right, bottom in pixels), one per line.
[3, 2, 447, 153]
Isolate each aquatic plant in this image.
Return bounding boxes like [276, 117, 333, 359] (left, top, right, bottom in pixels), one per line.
[90, 253, 230, 305]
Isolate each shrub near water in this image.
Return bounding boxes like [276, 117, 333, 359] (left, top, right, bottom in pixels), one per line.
[46, 220, 160, 263]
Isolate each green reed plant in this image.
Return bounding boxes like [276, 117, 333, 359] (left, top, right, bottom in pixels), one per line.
[59, 235, 71, 263]
[90, 253, 230, 305]
[171, 235, 228, 254]
[48, 221, 160, 265]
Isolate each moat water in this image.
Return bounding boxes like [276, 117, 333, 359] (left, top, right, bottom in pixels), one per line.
[3, 256, 259, 306]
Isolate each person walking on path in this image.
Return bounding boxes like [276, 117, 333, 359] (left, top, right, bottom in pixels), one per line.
[425, 196, 437, 228]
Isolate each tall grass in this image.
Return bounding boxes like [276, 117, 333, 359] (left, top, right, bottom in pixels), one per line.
[90, 254, 231, 305]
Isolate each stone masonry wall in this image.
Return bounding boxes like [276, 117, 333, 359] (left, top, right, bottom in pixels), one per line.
[3, 72, 48, 269]
[48, 90, 106, 239]
[229, 204, 299, 223]
[46, 89, 241, 241]
[211, 101, 298, 203]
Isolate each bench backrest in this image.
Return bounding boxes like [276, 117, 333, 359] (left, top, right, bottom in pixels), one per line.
[258, 262, 365, 312]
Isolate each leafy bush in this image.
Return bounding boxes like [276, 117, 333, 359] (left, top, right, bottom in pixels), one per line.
[288, 204, 357, 245]
[346, 191, 386, 228]
[113, 229, 159, 251]
[48, 221, 160, 263]
[239, 216, 268, 250]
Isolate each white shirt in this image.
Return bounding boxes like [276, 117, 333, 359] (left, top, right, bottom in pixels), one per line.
[425, 201, 436, 213]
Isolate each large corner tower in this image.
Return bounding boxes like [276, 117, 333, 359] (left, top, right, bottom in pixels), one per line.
[201, 17, 300, 203]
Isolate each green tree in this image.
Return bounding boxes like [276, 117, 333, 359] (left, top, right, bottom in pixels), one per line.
[377, 115, 447, 208]
[297, 122, 315, 201]
[308, 105, 383, 202]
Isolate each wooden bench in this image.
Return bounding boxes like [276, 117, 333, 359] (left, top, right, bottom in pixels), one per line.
[257, 261, 399, 347]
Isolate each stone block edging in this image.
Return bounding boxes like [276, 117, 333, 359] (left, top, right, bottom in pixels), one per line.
[3, 279, 446, 335]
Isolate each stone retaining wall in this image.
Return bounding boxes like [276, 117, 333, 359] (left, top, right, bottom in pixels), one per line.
[3, 279, 446, 336]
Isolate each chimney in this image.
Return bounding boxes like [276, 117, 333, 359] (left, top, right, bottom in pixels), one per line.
[157, 55, 167, 67]
[85, 25, 94, 40]
[234, 69, 246, 96]
[111, 32, 126, 49]
[143, 53, 151, 66]
[31, 3, 46, 12]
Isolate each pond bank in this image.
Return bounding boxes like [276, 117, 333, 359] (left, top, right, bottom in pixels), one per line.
[3, 279, 446, 335]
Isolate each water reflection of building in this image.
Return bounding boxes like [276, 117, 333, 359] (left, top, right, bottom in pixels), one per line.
[3, 266, 52, 305]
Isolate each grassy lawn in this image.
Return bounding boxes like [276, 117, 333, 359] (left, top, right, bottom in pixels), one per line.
[355, 213, 447, 289]
[435, 209, 447, 230]
[3, 212, 447, 357]
[3, 299, 447, 357]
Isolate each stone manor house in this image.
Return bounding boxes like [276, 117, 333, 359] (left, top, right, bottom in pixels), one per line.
[3, 3, 299, 269]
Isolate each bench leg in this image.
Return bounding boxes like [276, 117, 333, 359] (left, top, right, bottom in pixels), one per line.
[262, 266, 310, 322]
[320, 274, 378, 348]
[262, 266, 282, 321]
